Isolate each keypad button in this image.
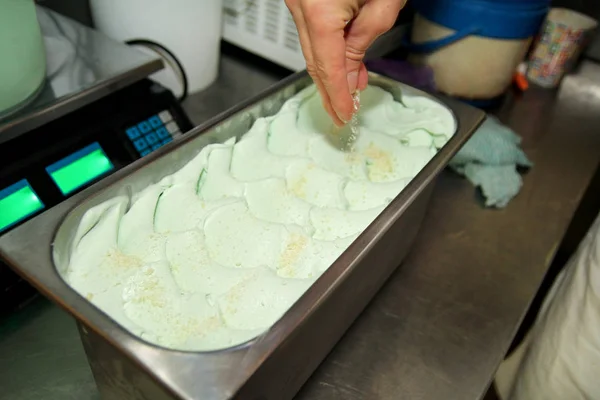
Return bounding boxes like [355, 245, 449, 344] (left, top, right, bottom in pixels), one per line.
[158, 110, 173, 123]
[156, 127, 170, 139]
[166, 121, 179, 134]
[146, 133, 159, 145]
[133, 138, 148, 151]
[149, 116, 162, 128]
[162, 137, 173, 145]
[138, 121, 152, 133]
[152, 143, 162, 151]
[140, 149, 151, 157]
[126, 127, 140, 140]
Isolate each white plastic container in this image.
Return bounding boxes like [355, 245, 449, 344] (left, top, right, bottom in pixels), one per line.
[409, 0, 550, 102]
[90, 0, 223, 96]
[410, 14, 532, 100]
[527, 8, 598, 88]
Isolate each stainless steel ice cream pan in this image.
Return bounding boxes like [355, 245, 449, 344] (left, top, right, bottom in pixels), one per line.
[0, 72, 485, 400]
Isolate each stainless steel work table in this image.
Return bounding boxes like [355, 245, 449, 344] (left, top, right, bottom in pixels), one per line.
[1, 53, 599, 400]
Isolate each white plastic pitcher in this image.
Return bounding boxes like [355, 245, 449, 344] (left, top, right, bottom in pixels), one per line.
[90, 0, 223, 96]
[0, 0, 46, 117]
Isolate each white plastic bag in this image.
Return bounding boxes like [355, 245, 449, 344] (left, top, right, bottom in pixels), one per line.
[497, 211, 600, 399]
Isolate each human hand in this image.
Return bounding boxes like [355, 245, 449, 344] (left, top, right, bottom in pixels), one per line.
[286, 0, 406, 126]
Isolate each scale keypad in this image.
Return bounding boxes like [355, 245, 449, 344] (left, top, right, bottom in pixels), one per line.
[125, 110, 182, 157]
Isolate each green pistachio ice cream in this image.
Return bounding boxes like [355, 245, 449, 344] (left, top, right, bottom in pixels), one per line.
[63, 84, 455, 351]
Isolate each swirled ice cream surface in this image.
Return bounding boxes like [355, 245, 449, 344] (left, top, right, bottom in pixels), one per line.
[63, 84, 455, 351]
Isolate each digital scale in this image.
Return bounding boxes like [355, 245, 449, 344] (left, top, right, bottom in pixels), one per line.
[0, 9, 193, 314]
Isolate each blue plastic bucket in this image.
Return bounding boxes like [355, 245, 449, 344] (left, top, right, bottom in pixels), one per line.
[410, 0, 551, 53]
[408, 0, 550, 102]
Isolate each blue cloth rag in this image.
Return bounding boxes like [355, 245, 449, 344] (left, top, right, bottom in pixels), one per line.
[449, 115, 532, 208]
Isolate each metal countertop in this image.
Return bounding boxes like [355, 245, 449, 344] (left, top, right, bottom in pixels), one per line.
[0, 54, 599, 400]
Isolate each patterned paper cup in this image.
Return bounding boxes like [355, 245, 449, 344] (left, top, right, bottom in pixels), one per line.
[527, 8, 598, 88]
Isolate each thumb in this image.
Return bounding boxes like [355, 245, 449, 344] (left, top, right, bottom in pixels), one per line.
[347, 62, 369, 94]
[345, 28, 368, 94]
[345, 0, 405, 92]
[346, 62, 364, 95]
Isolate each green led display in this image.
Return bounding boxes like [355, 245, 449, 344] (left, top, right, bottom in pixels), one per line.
[46, 143, 113, 195]
[0, 180, 44, 233]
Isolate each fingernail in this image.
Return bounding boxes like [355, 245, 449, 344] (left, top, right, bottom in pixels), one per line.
[347, 70, 359, 94]
[335, 110, 348, 126]
[333, 119, 346, 128]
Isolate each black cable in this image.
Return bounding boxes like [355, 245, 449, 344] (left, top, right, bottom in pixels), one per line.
[125, 39, 189, 103]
